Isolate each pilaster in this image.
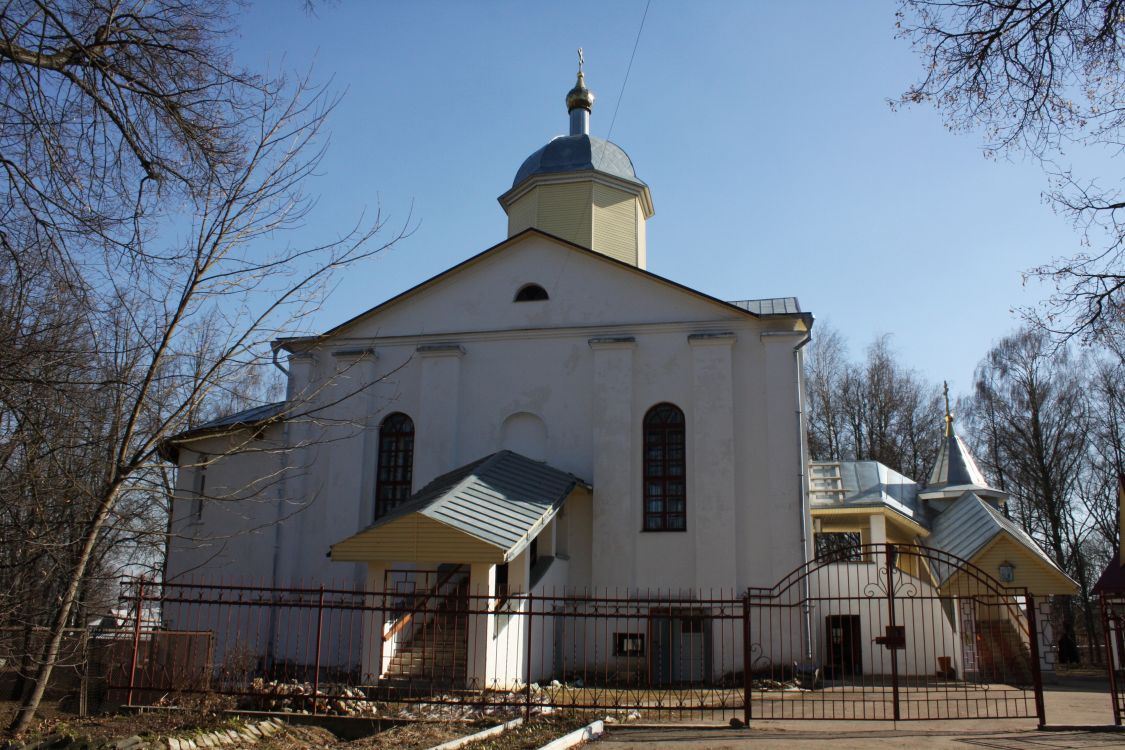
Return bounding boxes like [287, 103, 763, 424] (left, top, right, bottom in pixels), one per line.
[688, 333, 737, 589]
[589, 336, 636, 588]
[415, 344, 464, 488]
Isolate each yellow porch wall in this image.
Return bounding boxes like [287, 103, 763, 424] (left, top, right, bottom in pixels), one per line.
[331, 514, 504, 564]
[811, 509, 926, 578]
[944, 533, 1076, 596]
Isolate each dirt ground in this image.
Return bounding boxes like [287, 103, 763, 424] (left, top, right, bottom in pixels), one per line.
[0, 698, 240, 743]
[594, 677, 1124, 749]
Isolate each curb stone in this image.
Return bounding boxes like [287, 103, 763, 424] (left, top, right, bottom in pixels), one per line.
[425, 717, 525, 750]
[535, 720, 605, 750]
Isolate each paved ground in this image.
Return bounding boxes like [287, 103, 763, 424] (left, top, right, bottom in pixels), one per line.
[596, 678, 1123, 748]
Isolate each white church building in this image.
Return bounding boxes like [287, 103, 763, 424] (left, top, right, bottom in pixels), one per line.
[162, 66, 815, 689]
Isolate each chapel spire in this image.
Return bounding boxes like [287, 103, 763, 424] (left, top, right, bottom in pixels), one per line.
[919, 380, 1009, 512]
[499, 53, 653, 268]
[566, 48, 595, 135]
[942, 381, 954, 438]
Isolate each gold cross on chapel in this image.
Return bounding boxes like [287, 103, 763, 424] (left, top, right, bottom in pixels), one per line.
[943, 381, 954, 436]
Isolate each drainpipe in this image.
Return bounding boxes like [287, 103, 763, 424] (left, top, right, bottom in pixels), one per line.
[266, 344, 293, 668]
[793, 332, 814, 662]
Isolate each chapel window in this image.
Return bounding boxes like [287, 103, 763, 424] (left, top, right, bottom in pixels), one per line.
[514, 283, 549, 302]
[375, 412, 415, 520]
[643, 403, 686, 531]
[191, 457, 208, 523]
[814, 531, 863, 562]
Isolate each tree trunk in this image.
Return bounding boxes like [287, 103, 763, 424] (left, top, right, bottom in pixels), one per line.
[8, 483, 120, 734]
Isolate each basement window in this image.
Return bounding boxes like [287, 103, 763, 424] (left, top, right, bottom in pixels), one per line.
[615, 633, 645, 657]
[514, 283, 549, 302]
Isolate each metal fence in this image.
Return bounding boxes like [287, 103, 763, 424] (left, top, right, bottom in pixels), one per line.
[116, 544, 1045, 724]
[1, 626, 143, 714]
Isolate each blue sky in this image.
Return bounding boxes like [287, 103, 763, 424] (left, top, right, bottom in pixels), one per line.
[233, 0, 1082, 398]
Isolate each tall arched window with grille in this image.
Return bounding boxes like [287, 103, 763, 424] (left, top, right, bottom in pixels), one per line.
[375, 412, 414, 519]
[643, 403, 686, 531]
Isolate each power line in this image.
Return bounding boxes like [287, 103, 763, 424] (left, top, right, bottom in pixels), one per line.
[605, 0, 651, 143]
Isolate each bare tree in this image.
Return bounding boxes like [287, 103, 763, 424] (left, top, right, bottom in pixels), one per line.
[0, 1, 407, 733]
[804, 323, 850, 461]
[969, 326, 1094, 658]
[804, 327, 943, 480]
[897, 0, 1125, 346]
[1084, 355, 1125, 552]
[4, 81, 404, 734]
[0, 0, 264, 268]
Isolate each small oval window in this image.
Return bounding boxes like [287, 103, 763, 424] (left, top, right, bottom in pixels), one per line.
[514, 283, 549, 302]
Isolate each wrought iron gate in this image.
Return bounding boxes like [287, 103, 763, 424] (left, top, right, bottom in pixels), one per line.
[1101, 593, 1125, 725]
[743, 543, 1044, 723]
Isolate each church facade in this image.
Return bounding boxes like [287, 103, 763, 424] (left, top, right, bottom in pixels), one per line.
[162, 68, 813, 687]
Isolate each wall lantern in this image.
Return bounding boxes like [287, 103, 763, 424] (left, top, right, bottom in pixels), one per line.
[998, 561, 1016, 583]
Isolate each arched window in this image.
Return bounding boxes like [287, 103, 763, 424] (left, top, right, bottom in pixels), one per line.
[375, 412, 414, 519]
[514, 283, 549, 302]
[643, 403, 686, 531]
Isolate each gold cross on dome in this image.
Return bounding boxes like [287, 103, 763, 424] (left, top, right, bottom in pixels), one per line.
[943, 381, 954, 436]
[578, 47, 584, 74]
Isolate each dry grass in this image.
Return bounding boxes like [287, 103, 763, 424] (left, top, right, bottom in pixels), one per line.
[0, 698, 240, 743]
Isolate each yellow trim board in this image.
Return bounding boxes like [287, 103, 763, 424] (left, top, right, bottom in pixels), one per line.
[811, 506, 930, 537]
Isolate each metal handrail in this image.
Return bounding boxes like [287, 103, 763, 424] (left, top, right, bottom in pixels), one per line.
[382, 566, 466, 642]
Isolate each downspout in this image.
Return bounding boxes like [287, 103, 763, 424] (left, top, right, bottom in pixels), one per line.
[793, 331, 814, 662]
[266, 344, 291, 668]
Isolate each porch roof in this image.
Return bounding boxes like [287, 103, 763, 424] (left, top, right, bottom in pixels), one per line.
[926, 492, 1073, 590]
[330, 450, 588, 563]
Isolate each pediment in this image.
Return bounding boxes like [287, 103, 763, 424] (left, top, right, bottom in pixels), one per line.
[289, 231, 764, 344]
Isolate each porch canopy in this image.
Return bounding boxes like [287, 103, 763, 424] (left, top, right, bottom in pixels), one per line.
[926, 493, 1077, 596]
[330, 450, 588, 564]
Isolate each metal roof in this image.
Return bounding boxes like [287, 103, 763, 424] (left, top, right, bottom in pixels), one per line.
[359, 450, 587, 560]
[726, 298, 802, 316]
[926, 430, 990, 491]
[1094, 556, 1125, 595]
[191, 402, 287, 432]
[811, 460, 923, 521]
[160, 401, 287, 461]
[513, 135, 643, 188]
[926, 492, 1064, 584]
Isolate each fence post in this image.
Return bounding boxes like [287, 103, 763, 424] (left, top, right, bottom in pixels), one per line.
[742, 591, 752, 727]
[885, 543, 901, 722]
[524, 593, 534, 722]
[127, 576, 145, 707]
[1100, 595, 1122, 726]
[1025, 593, 1047, 728]
[311, 585, 325, 716]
